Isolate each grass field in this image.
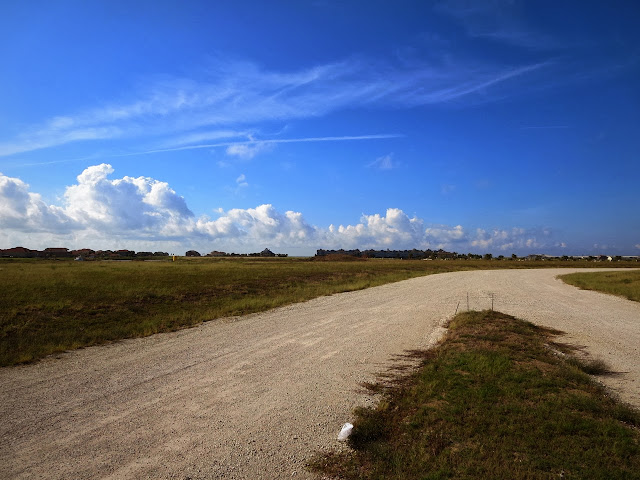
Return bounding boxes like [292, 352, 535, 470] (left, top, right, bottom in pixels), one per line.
[1, 257, 637, 366]
[560, 269, 640, 303]
[310, 311, 640, 479]
[0, 256, 465, 366]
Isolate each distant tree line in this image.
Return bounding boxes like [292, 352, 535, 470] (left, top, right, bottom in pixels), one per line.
[2, 246, 636, 261]
[0, 246, 291, 259]
[190, 248, 288, 258]
[315, 249, 639, 261]
[316, 249, 459, 259]
[0, 247, 169, 259]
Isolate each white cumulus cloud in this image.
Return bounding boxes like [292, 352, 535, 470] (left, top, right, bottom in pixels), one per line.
[0, 172, 77, 232]
[471, 227, 545, 252]
[425, 225, 467, 248]
[325, 208, 425, 249]
[1, 165, 567, 255]
[64, 163, 193, 233]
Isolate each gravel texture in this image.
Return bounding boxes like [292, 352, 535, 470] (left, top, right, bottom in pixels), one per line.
[1, 268, 639, 479]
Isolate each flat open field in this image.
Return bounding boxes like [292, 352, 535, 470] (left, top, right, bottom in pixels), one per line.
[560, 269, 640, 302]
[1, 256, 457, 365]
[1, 257, 637, 366]
[1, 268, 638, 479]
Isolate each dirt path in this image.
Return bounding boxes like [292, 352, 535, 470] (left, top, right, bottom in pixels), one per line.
[1, 268, 639, 479]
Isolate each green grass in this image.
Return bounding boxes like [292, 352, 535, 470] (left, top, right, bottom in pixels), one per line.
[0, 257, 472, 366]
[1, 257, 637, 367]
[310, 311, 640, 479]
[560, 270, 640, 302]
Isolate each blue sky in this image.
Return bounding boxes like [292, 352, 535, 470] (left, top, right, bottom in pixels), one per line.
[1, 0, 638, 256]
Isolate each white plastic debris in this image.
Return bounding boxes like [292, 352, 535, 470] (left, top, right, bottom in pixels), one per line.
[337, 422, 353, 441]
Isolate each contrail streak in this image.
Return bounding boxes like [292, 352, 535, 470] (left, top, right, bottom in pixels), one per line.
[8, 134, 403, 167]
[125, 134, 404, 156]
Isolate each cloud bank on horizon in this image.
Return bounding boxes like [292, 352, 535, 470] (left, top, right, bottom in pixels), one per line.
[0, 164, 562, 255]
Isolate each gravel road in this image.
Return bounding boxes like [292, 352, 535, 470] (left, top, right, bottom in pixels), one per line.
[1, 268, 639, 479]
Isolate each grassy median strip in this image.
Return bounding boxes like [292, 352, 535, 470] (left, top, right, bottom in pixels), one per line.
[560, 270, 640, 303]
[310, 311, 640, 479]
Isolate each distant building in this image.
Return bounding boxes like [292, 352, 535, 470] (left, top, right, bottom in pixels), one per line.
[526, 254, 557, 261]
[316, 248, 450, 260]
[71, 249, 95, 258]
[0, 246, 39, 258]
[43, 248, 71, 258]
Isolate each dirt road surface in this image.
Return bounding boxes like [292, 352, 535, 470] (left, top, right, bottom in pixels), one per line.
[1, 268, 639, 479]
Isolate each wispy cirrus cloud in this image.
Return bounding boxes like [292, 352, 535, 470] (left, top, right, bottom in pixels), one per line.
[6, 134, 403, 167]
[435, 0, 563, 50]
[235, 174, 248, 188]
[158, 129, 250, 148]
[0, 54, 553, 158]
[521, 125, 571, 130]
[0, 126, 124, 158]
[226, 142, 272, 160]
[441, 184, 456, 195]
[368, 153, 398, 170]
[126, 134, 404, 157]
